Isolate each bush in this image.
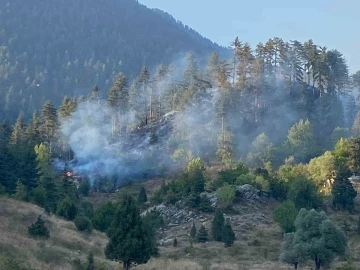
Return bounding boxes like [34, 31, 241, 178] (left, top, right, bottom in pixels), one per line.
[74, 215, 92, 233]
[80, 201, 94, 218]
[31, 186, 47, 207]
[216, 183, 235, 208]
[273, 200, 297, 233]
[56, 197, 77, 220]
[138, 186, 147, 204]
[287, 177, 322, 209]
[196, 225, 208, 243]
[92, 202, 117, 232]
[0, 184, 5, 195]
[28, 215, 50, 239]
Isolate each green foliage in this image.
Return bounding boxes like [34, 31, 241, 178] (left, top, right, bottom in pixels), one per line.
[13, 180, 28, 201]
[190, 222, 197, 239]
[216, 162, 249, 187]
[211, 209, 225, 241]
[142, 210, 164, 231]
[216, 183, 235, 208]
[291, 208, 347, 270]
[79, 178, 91, 197]
[332, 169, 357, 213]
[333, 138, 351, 170]
[196, 225, 208, 243]
[198, 195, 213, 213]
[105, 195, 157, 270]
[287, 177, 322, 210]
[357, 216, 360, 236]
[268, 177, 288, 201]
[92, 202, 117, 232]
[287, 119, 317, 162]
[79, 201, 94, 219]
[173, 237, 178, 247]
[331, 127, 350, 147]
[308, 151, 335, 185]
[0, 184, 5, 195]
[138, 186, 148, 205]
[0, 257, 29, 270]
[56, 197, 77, 220]
[222, 221, 235, 247]
[28, 215, 50, 239]
[279, 233, 299, 269]
[186, 157, 205, 194]
[273, 200, 298, 233]
[74, 215, 93, 233]
[31, 186, 47, 207]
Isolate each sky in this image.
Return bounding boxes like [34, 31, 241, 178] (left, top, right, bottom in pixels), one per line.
[140, 0, 360, 74]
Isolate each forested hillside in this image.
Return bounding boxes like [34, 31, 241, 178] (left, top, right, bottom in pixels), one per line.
[0, 0, 227, 121]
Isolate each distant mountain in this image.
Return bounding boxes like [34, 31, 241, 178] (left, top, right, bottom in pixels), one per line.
[0, 0, 229, 120]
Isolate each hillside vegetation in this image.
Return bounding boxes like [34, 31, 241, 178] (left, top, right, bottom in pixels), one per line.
[0, 0, 227, 120]
[0, 197, 119, 270]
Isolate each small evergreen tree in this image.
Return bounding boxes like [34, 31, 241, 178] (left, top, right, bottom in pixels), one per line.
[105, 195, 157, 270]
[332, 169, 357, 213]
[74, 215, 93, 233]
[138, 186, 147, 204]
[13, 180, 28, 201]
[211, 209, 225, 241]
[196, 225, 208, 243]
[199, 195, 213, 213]
[56, 197, 77, 220]
[190, 222, 197, 239]
[357, 216, 360, 236]
[222, 221, 235, 247]
[173, 237, 178, 247]
[28, 215, 50, 239]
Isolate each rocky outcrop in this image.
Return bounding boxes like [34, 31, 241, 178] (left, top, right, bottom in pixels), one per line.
[141, 203, 197, 225]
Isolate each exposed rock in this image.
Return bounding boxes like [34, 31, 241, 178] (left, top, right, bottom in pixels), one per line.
[157, 238, 174, 246]
[235, 184, 268, 205]
[141, 203, 197, 224]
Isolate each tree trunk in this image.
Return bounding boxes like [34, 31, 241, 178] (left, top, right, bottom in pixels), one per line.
[123, 261, 130, 270]
[315, 258, 321, 270]
[294, 262, 298, 269]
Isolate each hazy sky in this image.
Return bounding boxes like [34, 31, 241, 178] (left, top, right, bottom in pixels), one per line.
[140, 0, 360, 73]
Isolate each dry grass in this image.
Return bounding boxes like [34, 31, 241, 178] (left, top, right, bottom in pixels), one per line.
[0, 196, 120, 270]
[134, 258, 202, 270]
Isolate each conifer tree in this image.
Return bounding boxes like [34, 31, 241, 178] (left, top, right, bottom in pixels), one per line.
[138, 186, 147, 204]
[105, 195, 157, 270]
[222, 221, 235, 247]
[9, 114, 24, 145]
[349, 137, 360, 173]
[196, 225, 208, 243]
[88, 85, 100, 102]
[211, 209, 225, 241]
[332, 168, 357, 213]
[28, 215, 50, 239]
[190, 222, 197, 239]
[357, 216, 360, 236]
[39, 100, 58, 146]
[58, 96, 77, 120]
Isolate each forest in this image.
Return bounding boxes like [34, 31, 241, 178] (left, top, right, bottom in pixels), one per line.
[0, 0, 227, 121]
[1, 1, 360, 267]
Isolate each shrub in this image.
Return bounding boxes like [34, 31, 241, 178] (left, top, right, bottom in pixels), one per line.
[80, 201, 94, 218]
[198, 195, 213, 213]
[28, 215, 50, 239]
[222, 222, 235, 247]
[74, 215, 92, 233]
[138, 186, 148, 204]
[216, 183, 235, 208]
[92, 202, 117, 232]
[56, 197, 77, 220]
[273, 200, 297, 233]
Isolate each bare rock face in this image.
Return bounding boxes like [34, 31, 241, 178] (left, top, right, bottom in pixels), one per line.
[235, 184, 268, 205]
[141, 203, 197, 225]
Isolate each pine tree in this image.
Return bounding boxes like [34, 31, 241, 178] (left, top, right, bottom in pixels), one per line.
[28, 215, 50, 239]
[9, 114, 24, 145]
[211, 209, 225, 241]
[107, 73, 129, 136]
[357, 216, 360, 236]
[349, 138, 360, 173]
[138, 186, 147, 204]
[199, 195, 213, 213]
[332, 168, 357, 213]
[222, 221, 235, 247]
[13, 180, 28, 201]
[88, 85, 100, 102]
[105, 195, 157, 270]
[58, 96, 77, 120]
[196, 225, 208, 243]
[190, 222, 197, 239]
[39, 100, 58, 145]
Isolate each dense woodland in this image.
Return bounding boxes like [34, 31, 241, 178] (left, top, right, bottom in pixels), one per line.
[0, 0, 227, 121]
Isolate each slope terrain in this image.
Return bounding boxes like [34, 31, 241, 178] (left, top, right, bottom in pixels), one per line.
[0, 0, 228, 120]
[0, 196, 118, 270]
